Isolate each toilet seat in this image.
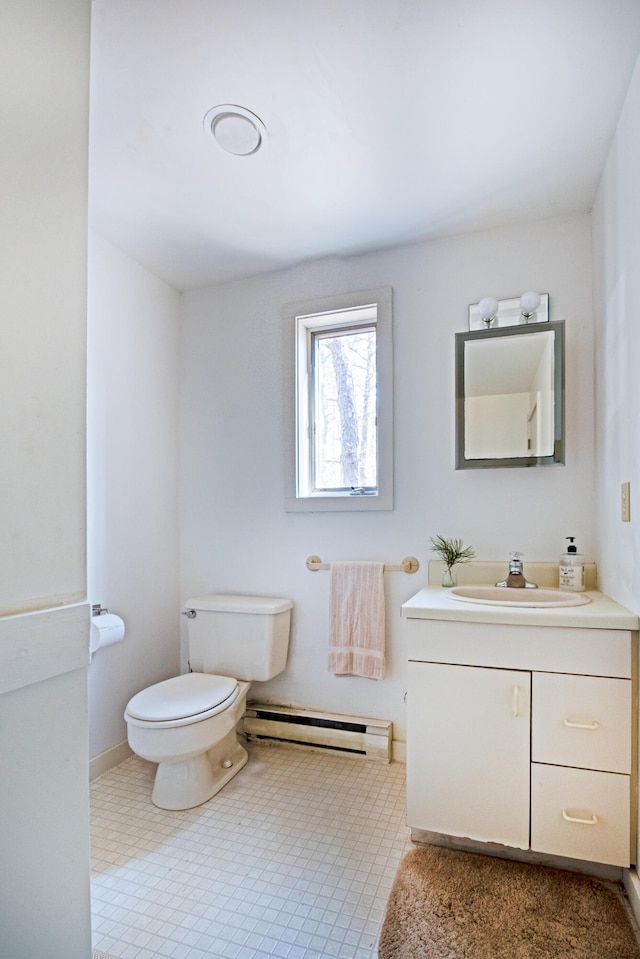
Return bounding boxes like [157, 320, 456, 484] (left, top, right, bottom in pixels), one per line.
[125, 673, 239, 729]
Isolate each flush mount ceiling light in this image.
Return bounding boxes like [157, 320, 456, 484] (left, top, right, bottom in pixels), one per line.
[203, 104, 267, 156]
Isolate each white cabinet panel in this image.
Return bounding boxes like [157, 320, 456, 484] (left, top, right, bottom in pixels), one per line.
[406, 619, 633, 678]
[531, 763, 630, 867]
[532, 673, 631, 774]
[408, 662, 530, 849]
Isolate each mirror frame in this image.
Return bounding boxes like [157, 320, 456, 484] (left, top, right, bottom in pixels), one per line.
[455, 320, 565, 469]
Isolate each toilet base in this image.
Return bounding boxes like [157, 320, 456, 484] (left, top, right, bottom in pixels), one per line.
[151, 727, 248, 810]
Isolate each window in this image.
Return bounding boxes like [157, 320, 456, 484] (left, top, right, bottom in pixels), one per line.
[284, 287, 393, 512]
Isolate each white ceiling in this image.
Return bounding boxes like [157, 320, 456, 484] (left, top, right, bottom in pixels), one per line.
[89, 0, 640, 292]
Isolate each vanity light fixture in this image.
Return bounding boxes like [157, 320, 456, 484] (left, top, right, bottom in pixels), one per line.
[203, 104, 267, 156]
[469, 292, 549, 330]
[519, 290, 542, 322]
[477, 296, 499, 328]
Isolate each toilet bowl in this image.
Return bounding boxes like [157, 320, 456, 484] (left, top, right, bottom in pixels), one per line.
[124, 593, 292, 810]
[125, 672, 251, 809]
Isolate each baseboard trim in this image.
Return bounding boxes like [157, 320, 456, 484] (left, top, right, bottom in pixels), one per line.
[89, 735, 404, 780]
[624, 868, 640, 925]
[90, 740, 132, 781]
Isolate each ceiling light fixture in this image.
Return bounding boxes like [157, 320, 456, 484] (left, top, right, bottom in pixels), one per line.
[203, 104, 267, 156]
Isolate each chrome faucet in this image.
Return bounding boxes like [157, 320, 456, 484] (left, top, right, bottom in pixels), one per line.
[496, 552, 538, 589]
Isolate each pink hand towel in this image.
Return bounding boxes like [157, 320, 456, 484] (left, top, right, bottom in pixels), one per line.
[328, 561, 386, 680]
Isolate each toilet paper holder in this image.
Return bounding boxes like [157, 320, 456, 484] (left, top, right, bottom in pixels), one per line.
[90, 606, 126, 660]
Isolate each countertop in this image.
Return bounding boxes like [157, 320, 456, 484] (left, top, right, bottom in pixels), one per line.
[401, 586, 639, 630]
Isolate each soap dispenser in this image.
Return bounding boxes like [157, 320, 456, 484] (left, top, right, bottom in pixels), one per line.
[559, 537, 585, 592]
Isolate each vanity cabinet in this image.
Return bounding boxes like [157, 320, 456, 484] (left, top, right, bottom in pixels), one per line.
[404, 604, 637, 869]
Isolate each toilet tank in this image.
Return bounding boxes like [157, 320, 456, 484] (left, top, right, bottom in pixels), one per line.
[184, 594, 293, 681]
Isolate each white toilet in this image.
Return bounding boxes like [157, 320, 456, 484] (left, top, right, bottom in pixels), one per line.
[124, 593, 292, 810]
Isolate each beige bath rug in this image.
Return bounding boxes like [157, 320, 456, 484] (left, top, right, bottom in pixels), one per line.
[379, 844, 640, 959]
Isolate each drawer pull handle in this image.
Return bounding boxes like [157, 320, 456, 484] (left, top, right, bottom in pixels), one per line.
[512, 685, 520, 717]
[562, 718, 600, 730]
[562, 809, 599, 826]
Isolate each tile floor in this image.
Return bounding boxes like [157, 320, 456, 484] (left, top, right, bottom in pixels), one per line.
[90, 742, 410, 959]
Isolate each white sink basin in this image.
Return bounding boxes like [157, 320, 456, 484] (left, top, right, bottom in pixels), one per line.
[449, 585, 592, 607]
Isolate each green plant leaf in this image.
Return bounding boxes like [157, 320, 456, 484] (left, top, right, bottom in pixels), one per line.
[429, 535, 475, 569]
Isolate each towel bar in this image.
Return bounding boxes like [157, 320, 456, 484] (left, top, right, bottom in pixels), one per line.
[306, 555, 419, 573]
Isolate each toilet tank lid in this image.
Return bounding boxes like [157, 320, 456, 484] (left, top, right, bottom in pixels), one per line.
[184, 594, 293, 615]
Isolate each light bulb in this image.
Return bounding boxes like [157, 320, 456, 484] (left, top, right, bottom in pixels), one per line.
[519, 290, 541, 319]
[478, 296, 498, 326]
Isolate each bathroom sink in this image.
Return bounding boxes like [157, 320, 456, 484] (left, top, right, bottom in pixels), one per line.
[449, 585, 592, 608]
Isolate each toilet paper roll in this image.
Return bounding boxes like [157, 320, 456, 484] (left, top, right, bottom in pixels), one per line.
[90, 613, 125, 655]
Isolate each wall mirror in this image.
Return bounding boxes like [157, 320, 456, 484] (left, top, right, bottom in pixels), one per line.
[455, 321, 565, 469]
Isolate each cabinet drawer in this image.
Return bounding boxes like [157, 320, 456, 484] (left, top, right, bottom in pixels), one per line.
[531, 763, 630, 866]
[405, 618, 633, 678]
[532, 673, 631, 774]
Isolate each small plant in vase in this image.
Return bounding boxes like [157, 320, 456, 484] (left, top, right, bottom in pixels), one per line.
[430, 535, 475, 587]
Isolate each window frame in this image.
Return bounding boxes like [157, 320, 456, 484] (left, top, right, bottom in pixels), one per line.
[284, 287, 393, 512]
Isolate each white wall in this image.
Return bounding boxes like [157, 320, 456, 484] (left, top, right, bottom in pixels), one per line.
[87, 231, 181, 763]
[593, 53, 640, 615]
[0, 1, 92, 956]
[179, 213, 594, 748]
[1, 1, 88, 615]
[592, 48, 640, 892]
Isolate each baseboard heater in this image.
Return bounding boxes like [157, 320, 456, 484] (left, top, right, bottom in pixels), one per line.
[244, 703, 392, 762]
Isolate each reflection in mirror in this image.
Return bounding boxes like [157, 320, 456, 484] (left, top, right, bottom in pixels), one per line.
[456, 321, 565, 469]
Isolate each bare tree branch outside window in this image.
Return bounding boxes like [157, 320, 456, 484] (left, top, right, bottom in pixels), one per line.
[314, 326, 377, 490]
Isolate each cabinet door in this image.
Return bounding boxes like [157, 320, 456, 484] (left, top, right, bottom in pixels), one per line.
[407, 662, 531, 849]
